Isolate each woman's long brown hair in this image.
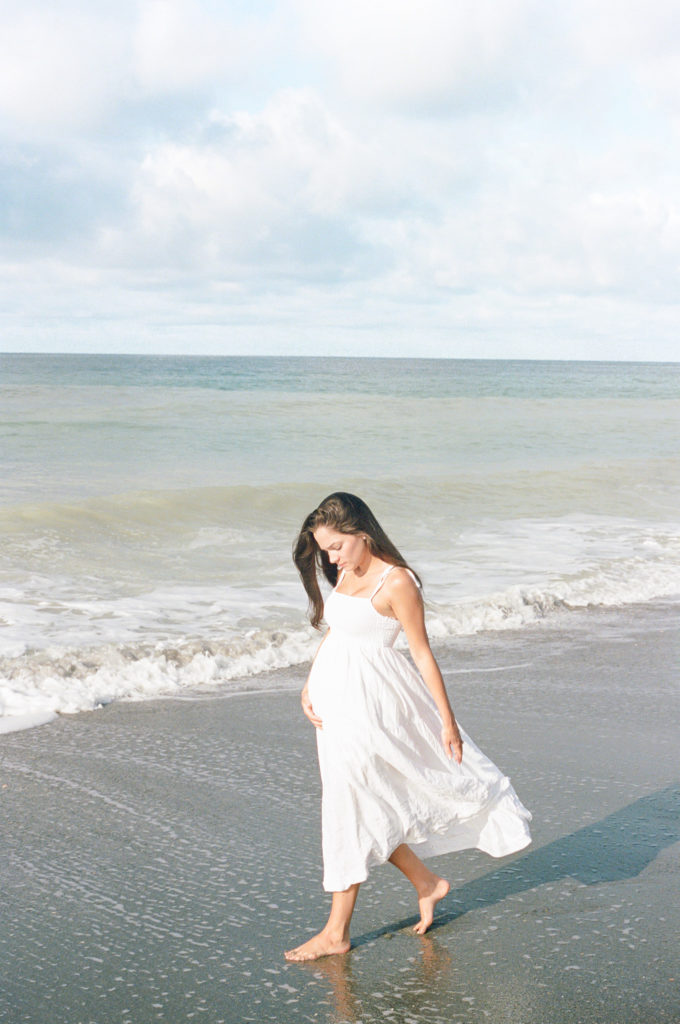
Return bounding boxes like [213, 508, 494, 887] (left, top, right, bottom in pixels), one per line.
[292, 492, 421, 628]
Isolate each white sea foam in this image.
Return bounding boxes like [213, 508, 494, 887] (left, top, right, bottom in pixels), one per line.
[0, 711, 57, 735]
[0, 628, 319, 722]
[427, 555, 680, 638]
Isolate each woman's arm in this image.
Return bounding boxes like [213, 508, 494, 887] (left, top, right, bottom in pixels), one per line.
[385, 572, 463, 764]
[301, 630, 329, 729]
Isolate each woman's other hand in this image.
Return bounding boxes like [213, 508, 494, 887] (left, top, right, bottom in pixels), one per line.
[301, 686, 323, 729]
[441, 721, 463, 764]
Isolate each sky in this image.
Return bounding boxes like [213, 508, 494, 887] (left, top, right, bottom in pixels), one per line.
[1, 0, 679, 360]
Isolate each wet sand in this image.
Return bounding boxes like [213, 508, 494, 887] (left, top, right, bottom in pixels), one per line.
[1, 602, 679, 1024]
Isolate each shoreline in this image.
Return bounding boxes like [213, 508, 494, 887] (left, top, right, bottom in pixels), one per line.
[3, 596, 680, 737]
[1, 602, 679, 1023]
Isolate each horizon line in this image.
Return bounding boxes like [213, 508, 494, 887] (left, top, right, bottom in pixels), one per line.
[2, 351, 679, 366]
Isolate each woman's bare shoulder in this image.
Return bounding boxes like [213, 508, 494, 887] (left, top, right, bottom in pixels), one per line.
[384, 566, 421, 598]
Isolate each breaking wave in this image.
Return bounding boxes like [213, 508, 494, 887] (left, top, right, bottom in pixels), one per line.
[2, 545, 678, 728]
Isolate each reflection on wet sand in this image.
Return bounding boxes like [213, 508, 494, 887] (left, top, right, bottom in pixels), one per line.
[308, 935, 453, 1024]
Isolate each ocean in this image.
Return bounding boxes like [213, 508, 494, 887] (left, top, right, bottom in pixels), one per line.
[1, 354, 679, 732]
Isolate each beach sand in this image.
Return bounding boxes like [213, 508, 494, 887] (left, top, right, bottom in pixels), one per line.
[1, 602, 678, 1024]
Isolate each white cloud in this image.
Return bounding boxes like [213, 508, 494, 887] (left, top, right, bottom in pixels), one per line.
[133, 0, 271, 94]
[558, 0, 680, 127]
[0, 2, 132, 133]
[0, 0, 282, 136]
[571, 0, 680, 63]
[103, 90, 380, 281]
[294, 0, 536, 111]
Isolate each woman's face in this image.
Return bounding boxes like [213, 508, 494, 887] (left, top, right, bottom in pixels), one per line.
[313, 525, 367, 573]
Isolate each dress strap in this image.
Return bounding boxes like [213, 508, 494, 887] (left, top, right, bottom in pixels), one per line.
[370, 565, 421, 600]
[369, 565, 397, 600]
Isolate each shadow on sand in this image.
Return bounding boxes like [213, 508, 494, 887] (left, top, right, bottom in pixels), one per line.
[292, 787, 679, 1023]
[355, 783, 680, 945]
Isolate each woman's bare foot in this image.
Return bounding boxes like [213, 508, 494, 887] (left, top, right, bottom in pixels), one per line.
[413, 876, 450, 935]
[284, 929, 351, 962]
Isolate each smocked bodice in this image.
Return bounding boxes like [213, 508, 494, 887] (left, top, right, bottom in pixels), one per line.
[324, 590, 403, 648]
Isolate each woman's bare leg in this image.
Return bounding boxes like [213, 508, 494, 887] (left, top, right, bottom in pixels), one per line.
[284, 883, 359, 961]
[388, 844, 450, 934]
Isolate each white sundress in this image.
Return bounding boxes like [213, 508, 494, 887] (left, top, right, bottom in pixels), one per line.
[306, 566, 532, 892]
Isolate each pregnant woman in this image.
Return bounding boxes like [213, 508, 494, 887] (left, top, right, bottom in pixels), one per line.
[285, 492, 531, 962]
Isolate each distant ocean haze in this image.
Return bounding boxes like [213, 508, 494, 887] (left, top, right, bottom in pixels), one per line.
[1, 354, 679, 728]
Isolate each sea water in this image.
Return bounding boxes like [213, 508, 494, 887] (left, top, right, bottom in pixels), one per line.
[1, 354, 679, 729]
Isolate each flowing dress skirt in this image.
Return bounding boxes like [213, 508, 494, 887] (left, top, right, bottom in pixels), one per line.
[308, 591, 532, 892]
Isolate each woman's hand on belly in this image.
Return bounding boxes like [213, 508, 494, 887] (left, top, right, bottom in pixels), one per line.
[301, 684, 323, 729]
